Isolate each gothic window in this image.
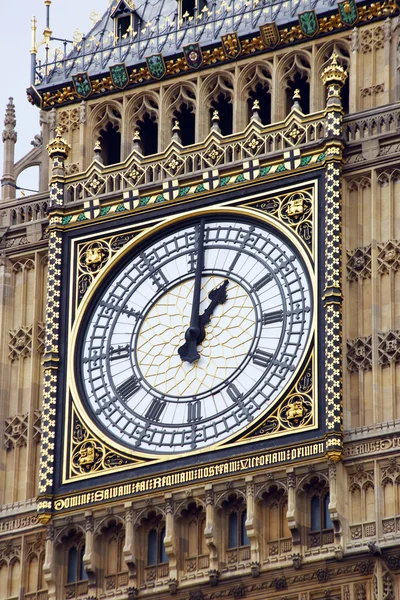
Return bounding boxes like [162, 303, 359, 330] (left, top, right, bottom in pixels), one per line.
[99, 121, 121, 165]
[173, 104, 195, 146]
[277, 53, 311, 118]
[0, 556, 21, 600]
[177, 502, 207, 573]
[310, 493, 333, 531]
[147, 524, 168, 566]
[210, 93, 233, 136]
[260, 486, 291, 559]
[128, 94, 159, 156]
[241, 63, 272, 128]
[99, 520, 127, 591]
[204, 73, 234, 136]
[0, 562, 6, 599]
[165, 83, 196, 147]
[286, 72, 310, 115]
[67, 544, 87, 583]
[26, 550, 45, 593]
[302, 477, 333, 548]
[220, 493, 250, 564]
[136, 113, 158, 156]
[91, 102, 122, 166]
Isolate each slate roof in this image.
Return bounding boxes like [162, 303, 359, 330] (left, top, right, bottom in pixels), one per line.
[34, 0, 338, 89]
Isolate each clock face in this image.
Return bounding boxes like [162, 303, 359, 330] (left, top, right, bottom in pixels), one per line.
[77, 214, 313, 455]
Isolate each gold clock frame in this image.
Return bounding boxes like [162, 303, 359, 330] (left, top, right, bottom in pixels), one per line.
[63, 185, 318, 483]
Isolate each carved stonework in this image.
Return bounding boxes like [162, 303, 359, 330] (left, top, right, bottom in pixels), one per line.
[4, 413, 28, 450]
[355, 583, 367, 600]
[8, 325, 33, 361]
[346, 245, 371, 280]
[378, 240, 400, 274]
[360, 26, 384, 52]
[36, 322, 46, 355]
[378, 330, 400, 366]
[58, 107, 80, 133]
[33, 410, 42, 443]
[0, 544, 21, 562]
[346, 336, 372, 372]
[360, 83, 385, 97]
[349, 465, 374, 488]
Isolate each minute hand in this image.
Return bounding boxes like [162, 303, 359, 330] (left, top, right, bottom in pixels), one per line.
[178, 219, 205, 363]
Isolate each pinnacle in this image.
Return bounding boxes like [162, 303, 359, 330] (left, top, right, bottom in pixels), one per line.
[4, 98, 16, 129]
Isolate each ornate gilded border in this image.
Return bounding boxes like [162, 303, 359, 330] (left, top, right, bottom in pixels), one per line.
[29, 0, 398, 110]
[62, 192, 318, 483]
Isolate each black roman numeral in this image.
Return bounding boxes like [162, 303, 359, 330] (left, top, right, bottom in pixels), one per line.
[226, 383, 243, 402]
[117, 375, 140, 401]
[252, 273, 273, 292]
[187, 400, 201, 423]
[145, 398, 166, 422]
[262, 310, 283, 325]
[253, 349, 273, 368]
[109, 344, 131, 361]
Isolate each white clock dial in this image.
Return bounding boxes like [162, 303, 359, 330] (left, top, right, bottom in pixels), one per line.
[79, 215, 313, 454]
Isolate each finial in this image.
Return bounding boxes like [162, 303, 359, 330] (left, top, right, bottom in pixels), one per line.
[321, 52, 348, 87]
[251, 99, 261, 123]
[211, 110, 221, 133]
[47, 127, 71, 159]
[132, 130, 141, 150]
[2, 98, 17, 144]
[172, 120, 181, 142]
[93, 140, 103, 163]
[291, 89, 302, 112]
[31, 16, 38, 54]
[43, 0, 52, 45]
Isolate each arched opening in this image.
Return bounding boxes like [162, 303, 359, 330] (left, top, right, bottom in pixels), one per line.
[341, 75, 350, 114]
[210, 93, 233, 136]
[136, 113, 158, 155]
[286, 72, 310, 114]
[173, 104, 195, 146]
[248, 83, 271, 125]
[67, 547, 78, 583]
[99, 122, 121, 165]
[310, 495, 321, 531]
[147, 529, 157, 566]
[240, 509, 250, 546]
[159, 526, 168, 563]
[228, 511, 238, 549]
[80, 545, 88, 581]
[16, 165, 40, 197]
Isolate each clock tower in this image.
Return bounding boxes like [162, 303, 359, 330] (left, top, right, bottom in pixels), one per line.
[1, 0, 400, 598]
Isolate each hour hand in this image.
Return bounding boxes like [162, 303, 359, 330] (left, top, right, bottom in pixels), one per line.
[178, 325, 201, 364]
[196, 280, 228, 344]
[178, 280, 229, 363]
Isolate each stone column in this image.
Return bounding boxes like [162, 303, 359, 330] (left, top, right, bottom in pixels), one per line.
[245, 477, 259, 570]
[320, 53, 348, 463]
[83, 512, 96, 587]
[286, 469, 300, 548]
[1, 98, 17, 201]
[164, 495, 178, 588]
[43, 522, 57, 600]
[37, 128, 70, 525]
[204, 485, 219, 575]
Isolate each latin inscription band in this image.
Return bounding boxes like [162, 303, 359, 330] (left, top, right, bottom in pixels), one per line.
[57, 441, 324, 511]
